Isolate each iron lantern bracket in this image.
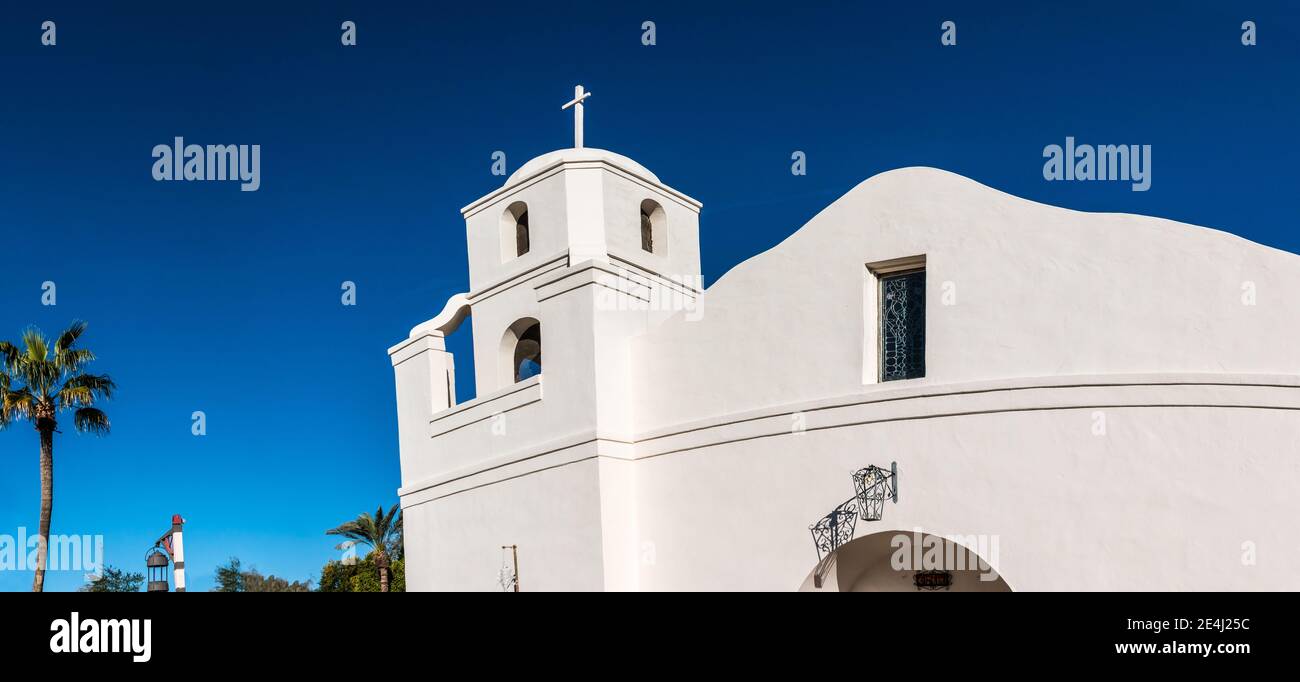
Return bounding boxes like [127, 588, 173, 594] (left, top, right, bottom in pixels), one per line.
[808, 461, 899, 587]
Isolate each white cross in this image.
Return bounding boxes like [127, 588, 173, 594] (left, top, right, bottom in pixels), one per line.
[561, 84, 592, 149]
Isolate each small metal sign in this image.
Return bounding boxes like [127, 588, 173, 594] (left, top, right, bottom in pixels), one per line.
[913, 570, 952, 591]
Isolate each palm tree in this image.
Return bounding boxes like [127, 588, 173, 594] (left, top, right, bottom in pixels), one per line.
[0, 369, 10, 430]
[326, 504, 403, 592]
[0, 321, 114, 592]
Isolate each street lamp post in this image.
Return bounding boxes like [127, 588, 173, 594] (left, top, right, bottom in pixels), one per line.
[145, 514, 187, 593]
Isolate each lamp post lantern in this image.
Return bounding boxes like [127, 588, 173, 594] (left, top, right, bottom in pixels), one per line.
[145, 547, 170, 592]
[145, 513, 187, 592]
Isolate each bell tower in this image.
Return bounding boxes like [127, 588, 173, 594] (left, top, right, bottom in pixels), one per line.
[389, 85, 704, 590]
[389, 84, 703, 485]
[456, 86, 703, 402]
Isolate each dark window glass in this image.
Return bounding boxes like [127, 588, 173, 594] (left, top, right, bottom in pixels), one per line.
[880, 271, 925, 381]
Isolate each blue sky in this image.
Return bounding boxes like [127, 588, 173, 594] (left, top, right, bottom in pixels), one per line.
[0, 1, 1296, 591]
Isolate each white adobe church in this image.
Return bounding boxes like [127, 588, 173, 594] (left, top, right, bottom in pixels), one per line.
[389, 86, 1300, 591]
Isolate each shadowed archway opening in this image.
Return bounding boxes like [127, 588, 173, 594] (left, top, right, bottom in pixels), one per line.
[500, 201, 530, 261]
[800, 529, 1012, 592]
[499, 317, 541, 386]
[639, 198, 665, 254]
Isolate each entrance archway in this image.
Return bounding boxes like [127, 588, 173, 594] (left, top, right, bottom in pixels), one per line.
[799, 530, 1012, 592]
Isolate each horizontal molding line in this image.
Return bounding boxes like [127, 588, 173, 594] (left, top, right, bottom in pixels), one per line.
[633, 377, 1300, 444]
[467, 252, 570, 304]
[403, 401, 1300, 506]
[428, 394, 542, 440]
[427, 376, 541, 436]
[640, 401, 1300, 461]
[536, 276, 646, 303]
[401, 381, 1299, 501]
[400, 434, 637, 504]
[606, 253, 704, 296]
[402, 454, 600, 508]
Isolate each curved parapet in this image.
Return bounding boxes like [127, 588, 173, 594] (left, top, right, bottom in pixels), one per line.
[409, 292, 471, 339]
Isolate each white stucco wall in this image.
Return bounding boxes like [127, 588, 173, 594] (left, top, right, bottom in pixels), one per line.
[630, 376, 1300, 590]
[403, 457, 607, 592]
[631, 167, 1300, 431]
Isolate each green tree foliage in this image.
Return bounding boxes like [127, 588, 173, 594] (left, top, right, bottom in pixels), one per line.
[213, 556, 244, 592]
[243, 569, 312, 593]
[318, 553, 405, 592]
[316, 559, 356, 592]
[325, 504, 403, 592]
[212, 556, 311, 592]
[79, 565, 145, 592]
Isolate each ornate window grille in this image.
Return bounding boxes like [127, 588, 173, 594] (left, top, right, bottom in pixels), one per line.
[880, 270, 925, 381]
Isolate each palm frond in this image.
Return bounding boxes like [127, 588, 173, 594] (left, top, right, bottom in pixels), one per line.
[13, 329, 58, 396]
[0, 341, 19, 372]
[73, 407, 111, 435]
[326, 504, 402, 555]
[21, 329, 47, 363]
[0, 372, 9, 429]
[58, 373, 115, 407]
[55, 348, 95, 374]
[2, 387, 35, 420]
[52, 320, 87, 354]
[388, 503, 402, 532]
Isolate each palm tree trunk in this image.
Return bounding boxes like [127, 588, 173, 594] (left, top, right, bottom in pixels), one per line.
[377, 551, 390, 593]
[32, 421, 54, 592]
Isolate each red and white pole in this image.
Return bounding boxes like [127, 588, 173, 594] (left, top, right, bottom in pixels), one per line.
[170, 514, 186, 592]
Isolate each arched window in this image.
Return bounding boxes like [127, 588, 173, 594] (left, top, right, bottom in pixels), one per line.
[500, 318, 542, 385]
[500, 202, 530, 261]
[513, 322, 541, 381]
[640, 199, 666, 254]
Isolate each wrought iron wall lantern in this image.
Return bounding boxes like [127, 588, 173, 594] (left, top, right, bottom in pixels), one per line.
[808, 461, 898, 587]
[853, 462, 898, 521]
